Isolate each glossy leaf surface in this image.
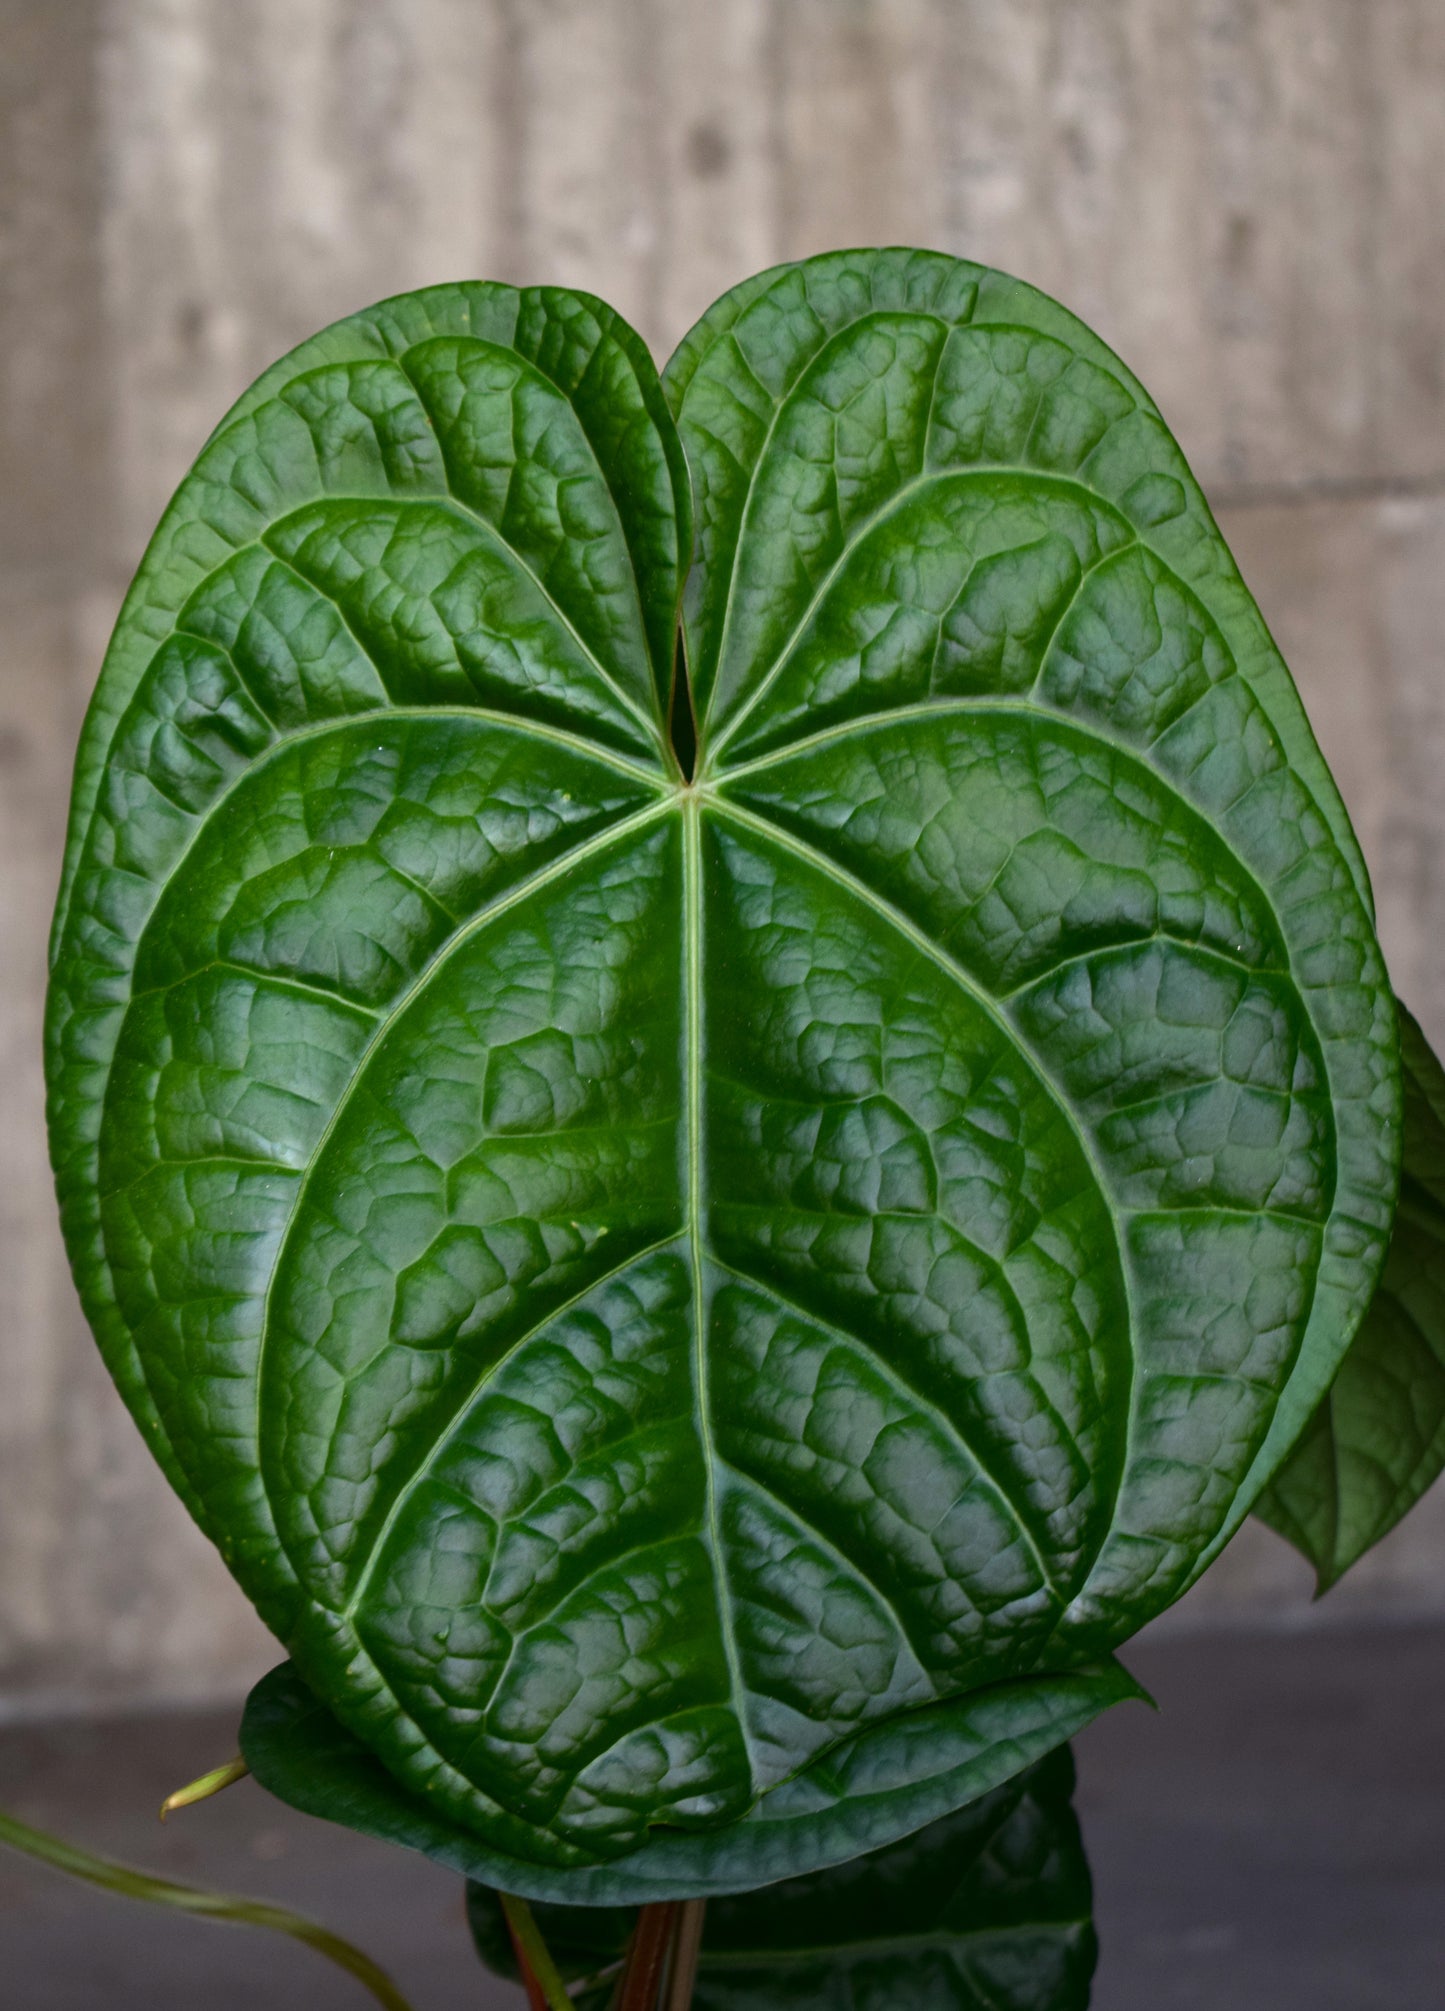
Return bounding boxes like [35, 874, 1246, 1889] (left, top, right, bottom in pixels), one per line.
[241, 1658, 1138, 1906]
[1259, 1005, 1445, 1589]
[467, 1746, 1094, 2010]
[49, 252, 1398, 1879]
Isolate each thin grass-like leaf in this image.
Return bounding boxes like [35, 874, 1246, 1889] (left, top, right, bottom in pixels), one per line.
[0, 1804, 414, 2011]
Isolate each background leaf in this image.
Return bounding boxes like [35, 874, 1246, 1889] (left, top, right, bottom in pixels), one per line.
[466, 1746, 1095, 2011]
[1257, 1004, 1445, 1589]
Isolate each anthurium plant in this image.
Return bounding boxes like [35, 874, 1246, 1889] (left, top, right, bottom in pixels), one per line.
[24, 248, 1445, 2005]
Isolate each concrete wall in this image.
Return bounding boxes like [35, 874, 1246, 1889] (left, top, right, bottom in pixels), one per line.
[3, 0, 1444, 1715]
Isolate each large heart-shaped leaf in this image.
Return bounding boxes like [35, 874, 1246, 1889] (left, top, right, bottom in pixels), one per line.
[47, 251, 1399, 1882]
[1258, 1004, 1445, 1589]
[465, 1745, 1094, 2009]
[240, 1656, 1137, 1905]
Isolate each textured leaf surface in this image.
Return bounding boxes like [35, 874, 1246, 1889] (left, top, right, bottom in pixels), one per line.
[1258, 1005, 1445, 1588]
[467, 1746, 1094, 2010]
[242, 1658, 1135, 1907]
[49, 252, 1399, 1878]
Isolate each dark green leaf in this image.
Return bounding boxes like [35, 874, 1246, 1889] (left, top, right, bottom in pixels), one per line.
[1258, 1003, 1445, 1589]
[466, 1746, 1095, 2011]
[50, 253, 1399, 1880]
[241, 1658, 1140, 1906]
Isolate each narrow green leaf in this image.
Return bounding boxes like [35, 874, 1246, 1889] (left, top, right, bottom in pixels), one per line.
[0, 1803, 413, 2010]
[1258, 1004, 1445, 1589]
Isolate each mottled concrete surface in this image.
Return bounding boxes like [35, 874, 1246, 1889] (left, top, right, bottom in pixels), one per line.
[1078, 1621, 1445, 2009]
[3, 0, 1445, 1712]
[1, 1621, 1441, 2008]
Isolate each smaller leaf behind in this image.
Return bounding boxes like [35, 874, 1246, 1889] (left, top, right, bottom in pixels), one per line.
[1258, 1003, 1445, 1590]
[466, 1747, 1094, 2011]
[240, 1658, 1142, 1908]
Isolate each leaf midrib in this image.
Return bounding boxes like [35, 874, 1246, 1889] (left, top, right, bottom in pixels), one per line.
[114, 704, 1324, 1754]
[685, 791, 754, 1769]
[287, 777, 1120, 1761]
[253, 779, 1135, 1685]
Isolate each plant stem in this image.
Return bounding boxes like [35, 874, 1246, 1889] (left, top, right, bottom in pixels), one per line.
[0, 1804, 413, 2010]
[498, 1892, 575, 2011]
[500, 1900, 548, 2011]
[617, 1901, 680, 2011]
[662, 1900, 706, 2011]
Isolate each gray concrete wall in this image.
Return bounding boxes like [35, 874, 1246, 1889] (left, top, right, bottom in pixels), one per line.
[3, 0, 1444, 1715]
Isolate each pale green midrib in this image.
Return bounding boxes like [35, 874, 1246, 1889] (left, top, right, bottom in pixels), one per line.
[695, 309, 964, 752]
[251, 798, 675, 1588]
[389, 347, 673, 759]
[702, 464, 1137, 773]
[83, 422, 1368, 1834]
[685, 795, 754, 1769]
[340, 1230, 685, 1623]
